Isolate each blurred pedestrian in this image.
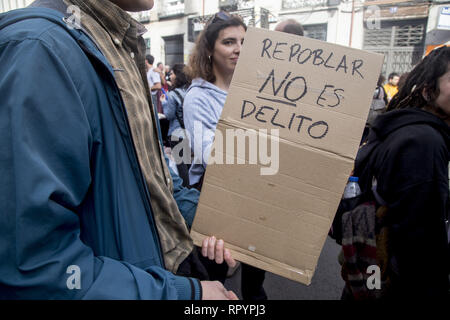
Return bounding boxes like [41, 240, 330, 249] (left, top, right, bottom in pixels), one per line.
[367, 75, 388, 125]
[397, 72, 409, 92]
[157, 62, 169, 92]
[161, 63, 191, 187]
[344, 46, 450, 299]
[274, 18, 304, 36]
[146, 54, 162, 112]
[383, 72, 400, 101]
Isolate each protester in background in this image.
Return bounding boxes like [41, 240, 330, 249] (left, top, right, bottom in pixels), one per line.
[383, 72, 400, 101]
[157, 62, 169, 92]
[344, 46, 450, 299]
[165, 65, 173, 88]
[0, 0, 238, 300]
[274, 18, 304, 36]
[146, 54, 162, 112]
[367, 75, 388, 126]
[161, 63, 191, 187]
[184, 11, 268, 301]
[361, 75, 388, 142]
[145, 56, 169, 145]
[397, 72, 409, 92]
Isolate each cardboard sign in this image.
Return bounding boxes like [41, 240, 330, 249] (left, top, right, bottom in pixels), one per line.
[190, 27, 384, 285]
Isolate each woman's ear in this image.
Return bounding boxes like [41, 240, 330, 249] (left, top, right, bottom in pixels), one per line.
[421, 87, 430, 102]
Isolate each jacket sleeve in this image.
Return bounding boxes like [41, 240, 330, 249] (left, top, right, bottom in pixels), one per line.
[0, 34, 201, 300]
[183, 93, 217, 169]
[375, 132, 450, 297]
[162, 91, 177, 121]
[165, 155, 200, 229]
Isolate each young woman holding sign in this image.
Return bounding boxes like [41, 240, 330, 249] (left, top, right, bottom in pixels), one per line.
[183, 11, 267, 301]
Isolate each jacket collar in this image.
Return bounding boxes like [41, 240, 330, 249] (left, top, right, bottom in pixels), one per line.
[68, 0, 147, 46]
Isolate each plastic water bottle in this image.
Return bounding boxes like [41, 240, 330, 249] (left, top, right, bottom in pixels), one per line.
[343, 176, 362, 199]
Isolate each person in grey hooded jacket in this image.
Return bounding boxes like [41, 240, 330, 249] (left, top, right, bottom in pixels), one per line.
[183, 11, 268, 301]
[184, 12, 245, 188]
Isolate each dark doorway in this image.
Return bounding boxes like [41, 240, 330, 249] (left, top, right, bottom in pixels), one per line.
[163, 34, 184, 67]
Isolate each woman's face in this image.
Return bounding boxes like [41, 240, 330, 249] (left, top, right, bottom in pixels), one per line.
[169, 71, 176, 85]
[434, 66, 450, 117]
[211, 25, 246, 78]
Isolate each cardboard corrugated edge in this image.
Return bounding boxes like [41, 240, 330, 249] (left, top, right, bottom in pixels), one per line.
[190, 230, 314, 285]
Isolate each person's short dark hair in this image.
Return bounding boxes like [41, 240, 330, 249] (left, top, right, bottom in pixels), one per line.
[146, 54, 154, 65]
[275, 19, 304, 36]
[377, 74, 385, 87]
[157, 62, 163, 68]
[397, 72, 409, 91]
[388, 72, 399, 80]
[283, 21, 304, 36]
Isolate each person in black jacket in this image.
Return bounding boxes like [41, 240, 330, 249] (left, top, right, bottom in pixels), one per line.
[352, 46, 450, 299]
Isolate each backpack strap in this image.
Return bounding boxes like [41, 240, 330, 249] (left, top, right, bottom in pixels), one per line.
[172, 89, 185, 130]
[172, 88, 184, 105]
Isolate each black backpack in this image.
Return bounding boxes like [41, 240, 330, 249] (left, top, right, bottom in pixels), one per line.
[172, 89, 185, 129]
[329, 129, 384, 245]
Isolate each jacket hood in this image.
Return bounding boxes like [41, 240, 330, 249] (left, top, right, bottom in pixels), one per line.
[186, 78, 227, 96]
[372, 108, 450, 149]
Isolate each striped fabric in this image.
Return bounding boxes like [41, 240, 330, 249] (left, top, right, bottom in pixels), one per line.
[341, 202, 391, 299]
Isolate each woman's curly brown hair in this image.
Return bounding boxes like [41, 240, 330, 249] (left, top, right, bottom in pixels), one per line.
[185, 12, 247, 84]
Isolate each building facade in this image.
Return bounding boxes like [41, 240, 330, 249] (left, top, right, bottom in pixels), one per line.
[134, 0, 450, 78]
[0, 0, 33, 13]
[1, 0, 449, 77]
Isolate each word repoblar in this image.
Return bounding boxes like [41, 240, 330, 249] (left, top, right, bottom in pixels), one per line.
[261, 38, 365, 79]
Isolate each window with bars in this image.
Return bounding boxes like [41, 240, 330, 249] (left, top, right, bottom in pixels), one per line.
[394, 24, 425, 47]
[363, 19, 426, 77]
[163, 35, 184, 67]
[303, 24, 327, 41]
[282, 0, 327, 10]
[144, 38, 151, 55]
